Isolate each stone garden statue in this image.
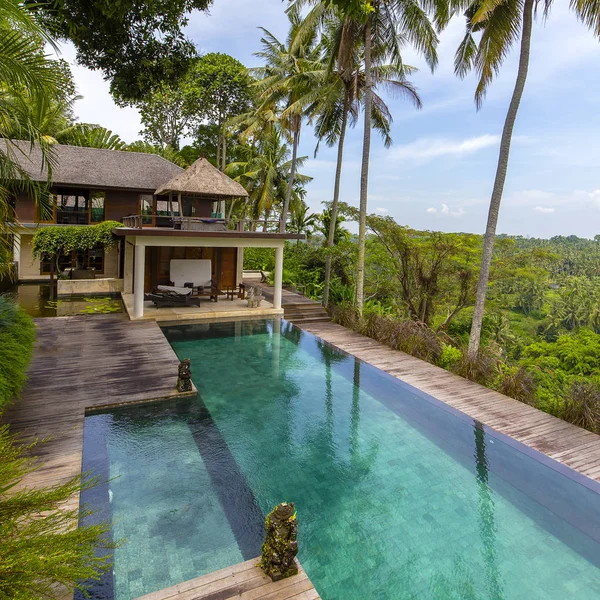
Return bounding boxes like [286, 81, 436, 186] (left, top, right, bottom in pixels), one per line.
[247, 286, 263, 308]
[260, 502, 299, 581]
[176, 359, 192, 392]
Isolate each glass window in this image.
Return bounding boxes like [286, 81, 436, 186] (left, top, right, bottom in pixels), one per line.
[90, 191, 105, 222]
[56, 193, 88, 224]
[88, 246, 104, 273]
[140, 194, 154, 225]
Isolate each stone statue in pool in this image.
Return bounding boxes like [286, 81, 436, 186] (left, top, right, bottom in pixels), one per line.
[176, 359, 192, 392]
[260, 502, 299, 581]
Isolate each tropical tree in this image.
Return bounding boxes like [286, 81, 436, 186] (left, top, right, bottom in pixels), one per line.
[225, 127, 311, 230]
[29, 0, 213, 102]
[458, 0, 600, 360]
[289, 203, 317, 239]
[187, 53, 253, 170]
[126, 141, 189, 167]
[298, 10, 421, 308]
[252, 4, 321, 232]
[0, 0, 62, 276]
[318, 206, 350, 245]
[354, 2, 438, 316]
[57, 124, 126, 150]
[137, 84, 196, 150]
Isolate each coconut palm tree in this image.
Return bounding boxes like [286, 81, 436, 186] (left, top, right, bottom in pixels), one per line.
[300, 13, 421, 308]
[354, 2, 438, 316]
[251, 4, 321, 233]
[58, 124, 126, 150]
[0, 0, 61, 277]
[459, 0, 600, 359]
[289, 203, 317, 240]
[226, 127, 312, 230]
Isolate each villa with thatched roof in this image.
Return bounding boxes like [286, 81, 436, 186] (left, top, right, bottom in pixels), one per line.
[10, 142, 300, 318]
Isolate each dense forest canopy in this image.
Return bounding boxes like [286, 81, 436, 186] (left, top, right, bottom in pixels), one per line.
[26, 0, 213, 102]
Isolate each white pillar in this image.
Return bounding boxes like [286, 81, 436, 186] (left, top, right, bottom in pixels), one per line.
[133, 242, 145, 318]
[273, 245, 283, 310]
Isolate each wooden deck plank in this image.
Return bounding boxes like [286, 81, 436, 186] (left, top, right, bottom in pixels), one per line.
[299, 320, 600, 482]
[135, 560, 320, 600]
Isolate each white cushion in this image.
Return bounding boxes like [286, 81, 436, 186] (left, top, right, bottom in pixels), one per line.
[170, 259, 212, 287]
[156, 285, 192, 296]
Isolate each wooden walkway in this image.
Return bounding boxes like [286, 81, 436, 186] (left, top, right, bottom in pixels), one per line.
[136, 558, 319, 600]
[300, 321, 600, 482]
[1, 314, 188, 508]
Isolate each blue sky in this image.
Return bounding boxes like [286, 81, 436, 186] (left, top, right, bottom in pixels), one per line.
[60, 0, 600, 238]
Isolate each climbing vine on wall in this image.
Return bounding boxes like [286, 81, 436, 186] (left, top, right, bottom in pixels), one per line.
[32, 221, 124, 258]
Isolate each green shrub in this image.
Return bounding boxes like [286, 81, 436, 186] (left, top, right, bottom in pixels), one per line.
[243, 247, 275, 271]
[0, 425, 114, 599]
[520, 329, 600, 377]
[32, 221, 124, 259]
[0, 297, 36, 413]
[439, 344, 462, 371]
[495, 365, 537, 405]
[559, 380, 600, 433]
[329, 303, 362, 331]
[330, 308, 442, 364]
[455, 348, 498, 386]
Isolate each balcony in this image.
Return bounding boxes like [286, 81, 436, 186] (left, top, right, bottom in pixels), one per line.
[121, 215, 283, 233]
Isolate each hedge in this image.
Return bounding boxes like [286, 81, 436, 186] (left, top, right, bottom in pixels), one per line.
[31, 221, 124, 259]
[0, 296, 36, 413]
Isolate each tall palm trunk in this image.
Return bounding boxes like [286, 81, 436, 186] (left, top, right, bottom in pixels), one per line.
[355, 15, 372, 316]
[221, 127, 227, 171]
[467, 0, 534, 359]
[280, 120, 300, 233]
[323, 89, 350, 309]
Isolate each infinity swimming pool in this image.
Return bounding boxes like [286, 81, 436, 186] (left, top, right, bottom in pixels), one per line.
[82, 319, 600, 599]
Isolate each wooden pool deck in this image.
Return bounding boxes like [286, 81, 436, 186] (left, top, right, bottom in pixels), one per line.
[1, 314, 189, 509]
[136, 558, 320, 600]
[300, 320, 600, 482]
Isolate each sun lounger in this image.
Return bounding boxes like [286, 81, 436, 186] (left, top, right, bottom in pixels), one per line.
[144, 285, 200, 308]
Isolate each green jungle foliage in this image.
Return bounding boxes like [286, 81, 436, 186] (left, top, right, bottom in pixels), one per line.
[0, 425, 113, 600]
[0, 297, 35, 412]
[251, 223, 600, 433]
[32, 221, 124, 259]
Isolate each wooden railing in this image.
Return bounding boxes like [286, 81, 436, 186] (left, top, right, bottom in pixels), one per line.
[122, 214, 289, 233]
[122, 214, 143, 228]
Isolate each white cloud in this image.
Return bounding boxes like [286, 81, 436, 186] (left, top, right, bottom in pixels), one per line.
[588, 190, 600, 208]
[392, 134, 500, 161]
[375, 207, 388, 214]
[427, 204, 465, 217]
[534, 206, 556, 214]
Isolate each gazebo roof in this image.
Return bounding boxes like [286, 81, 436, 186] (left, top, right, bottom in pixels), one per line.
[155, 156, 248, 198]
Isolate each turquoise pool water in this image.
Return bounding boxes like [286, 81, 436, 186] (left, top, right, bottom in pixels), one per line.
[82, 319, 600, 599]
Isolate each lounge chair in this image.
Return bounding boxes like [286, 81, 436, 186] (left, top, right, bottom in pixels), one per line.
[144, 285, 200, 308]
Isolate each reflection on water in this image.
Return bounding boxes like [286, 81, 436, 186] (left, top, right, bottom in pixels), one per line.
[474, 424, 505, 600]
[1, 283, 123, 317]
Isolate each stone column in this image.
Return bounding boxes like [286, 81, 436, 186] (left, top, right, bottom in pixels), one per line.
[124, 240, 134, 294]
[133, 242, 145, 318]
[273, 244, 283, 310]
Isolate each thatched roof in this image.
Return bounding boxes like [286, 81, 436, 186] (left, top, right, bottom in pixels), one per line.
[3, 140, 183, 191]
[155, 157, 248, 198]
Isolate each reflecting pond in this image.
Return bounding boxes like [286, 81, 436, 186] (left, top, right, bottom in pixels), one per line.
[1, 284, 123, 318]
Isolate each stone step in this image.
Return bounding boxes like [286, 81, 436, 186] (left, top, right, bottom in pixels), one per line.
[284, 310, 329, 319]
